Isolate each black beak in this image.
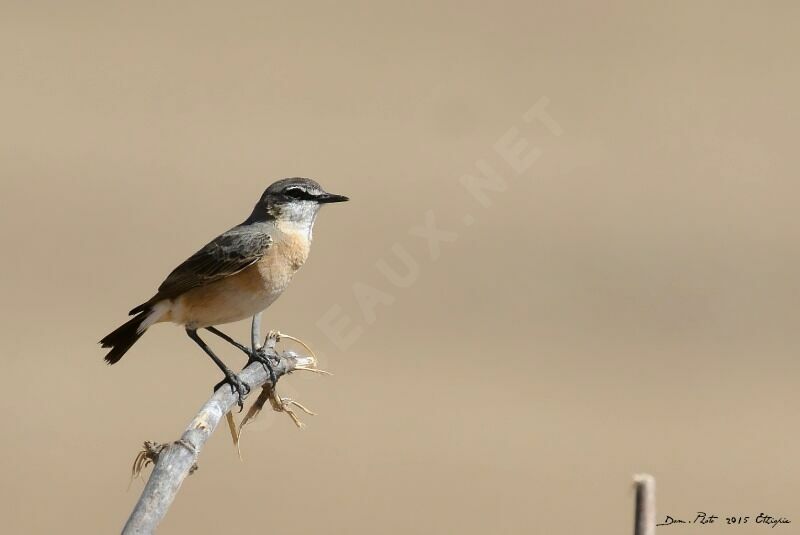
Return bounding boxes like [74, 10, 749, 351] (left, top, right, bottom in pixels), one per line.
[317, 192, 349, 204]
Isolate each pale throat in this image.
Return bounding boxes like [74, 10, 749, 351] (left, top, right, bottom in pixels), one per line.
[271, 202, 319, 241]
[275, 215, 316, 241]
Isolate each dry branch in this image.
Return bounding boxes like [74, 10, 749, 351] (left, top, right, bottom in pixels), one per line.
[122, 315, 318, 534]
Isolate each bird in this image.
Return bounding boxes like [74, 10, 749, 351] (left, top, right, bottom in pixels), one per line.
[99, 177, 348, 404]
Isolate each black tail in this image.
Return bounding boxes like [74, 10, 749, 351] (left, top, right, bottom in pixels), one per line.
[100, 310, 150, 365]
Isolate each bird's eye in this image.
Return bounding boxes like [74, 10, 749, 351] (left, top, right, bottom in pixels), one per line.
[284, 187, 305, 199]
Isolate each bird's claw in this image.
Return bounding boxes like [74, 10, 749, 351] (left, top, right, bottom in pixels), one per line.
[247, 346, 280, 386]
[214, 373, 251, 411]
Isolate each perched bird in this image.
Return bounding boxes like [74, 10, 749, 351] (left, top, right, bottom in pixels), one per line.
[100, 178, 348, 402]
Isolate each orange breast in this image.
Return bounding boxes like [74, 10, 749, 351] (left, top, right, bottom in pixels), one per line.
[168, 231, 311, 328]
[258, 230, 310, 280]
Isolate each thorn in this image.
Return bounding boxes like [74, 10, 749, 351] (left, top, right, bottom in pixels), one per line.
[129, 441, 168, 489]
[225, 412, 242, 462]
[293, 367, 333, 376]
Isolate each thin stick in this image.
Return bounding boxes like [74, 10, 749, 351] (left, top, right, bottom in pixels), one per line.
[633, 473, 656, 535]
[121, 348, 315, 534]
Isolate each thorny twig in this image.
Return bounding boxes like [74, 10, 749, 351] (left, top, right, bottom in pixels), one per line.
[130, 441, 167, 486]
[227, 329, 331, 459]
[122, 313, 328, 534]
[130, 441, 197, 488]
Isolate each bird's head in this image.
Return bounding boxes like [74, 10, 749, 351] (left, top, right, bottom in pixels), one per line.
[249, 178, 349, 232]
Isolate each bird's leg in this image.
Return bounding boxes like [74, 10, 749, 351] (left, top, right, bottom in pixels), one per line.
[205, 326, 280, 387]
[205, 326, 252, 356]
[251, 316, 282, 384]
[251, 313, 262, 353]
[186, 328, 250, 410]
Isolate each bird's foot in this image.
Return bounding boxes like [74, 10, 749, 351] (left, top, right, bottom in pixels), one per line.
[247, 346, 280, 386]
[214, 372, 251, 411]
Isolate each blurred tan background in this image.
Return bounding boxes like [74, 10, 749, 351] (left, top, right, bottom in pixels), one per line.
[1, 1, 799, 533]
